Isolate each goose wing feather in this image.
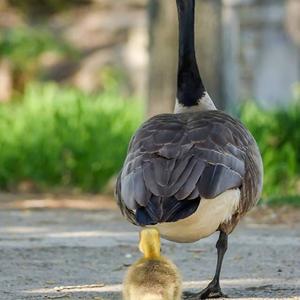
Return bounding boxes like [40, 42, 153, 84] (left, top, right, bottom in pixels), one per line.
[116, 110, 263, 225]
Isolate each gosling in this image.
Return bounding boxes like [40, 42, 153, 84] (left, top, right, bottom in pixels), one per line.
[123, 228, 182, 300]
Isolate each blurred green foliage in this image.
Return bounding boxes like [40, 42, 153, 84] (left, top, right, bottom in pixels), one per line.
[0, 83, 142, 192]
[267, 195, 300, 207]
[0, 27, 72, 67]
[240, 86, 300, 201]
[0, 76, 299, 203]
[0, 26, 77, 90]
[7, 0, 91, 17]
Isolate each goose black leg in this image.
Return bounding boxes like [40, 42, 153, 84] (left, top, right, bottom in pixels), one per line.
[184, 231, 228, 299]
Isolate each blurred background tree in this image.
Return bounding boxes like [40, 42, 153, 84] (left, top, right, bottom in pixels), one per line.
[0, 0, 299, 205]
[6, 0, 91, 17]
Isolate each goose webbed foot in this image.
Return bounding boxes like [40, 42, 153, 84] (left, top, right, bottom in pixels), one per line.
[184, 280, 228, 299]
[184, 231, 229, 299]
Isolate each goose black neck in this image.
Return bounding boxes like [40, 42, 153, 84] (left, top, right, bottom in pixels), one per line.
[176, 0, 206, 106]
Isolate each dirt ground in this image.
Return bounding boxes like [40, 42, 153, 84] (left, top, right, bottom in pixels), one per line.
[0, 195, 300, 300]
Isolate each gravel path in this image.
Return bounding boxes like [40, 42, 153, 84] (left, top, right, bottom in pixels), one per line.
[0, 207, 299, 300]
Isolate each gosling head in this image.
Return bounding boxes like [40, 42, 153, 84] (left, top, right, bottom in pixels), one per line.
[139, 228, 161, 260]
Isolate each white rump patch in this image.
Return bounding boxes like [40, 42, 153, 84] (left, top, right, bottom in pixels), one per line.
[152, 189, 240, 243]
[174, 92, 216, 113]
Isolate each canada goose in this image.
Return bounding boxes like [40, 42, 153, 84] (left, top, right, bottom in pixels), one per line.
[123, 228, 182, 300]
[116, 0, 263, 298]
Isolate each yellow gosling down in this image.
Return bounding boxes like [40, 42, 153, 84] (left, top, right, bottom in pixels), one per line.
[123, 228, 182, 300]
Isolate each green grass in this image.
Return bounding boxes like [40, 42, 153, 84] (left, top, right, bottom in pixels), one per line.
[0, 81, 300, 206]
[240, 86, 300, 200]
[0, 83, 143, 192]
[265, 195, 300, 207]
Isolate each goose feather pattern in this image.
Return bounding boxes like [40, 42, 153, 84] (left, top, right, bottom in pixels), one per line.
[116, 110, 263, 233]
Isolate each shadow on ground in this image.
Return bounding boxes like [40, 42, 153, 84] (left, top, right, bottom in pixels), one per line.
[0, 200, 299, 300]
